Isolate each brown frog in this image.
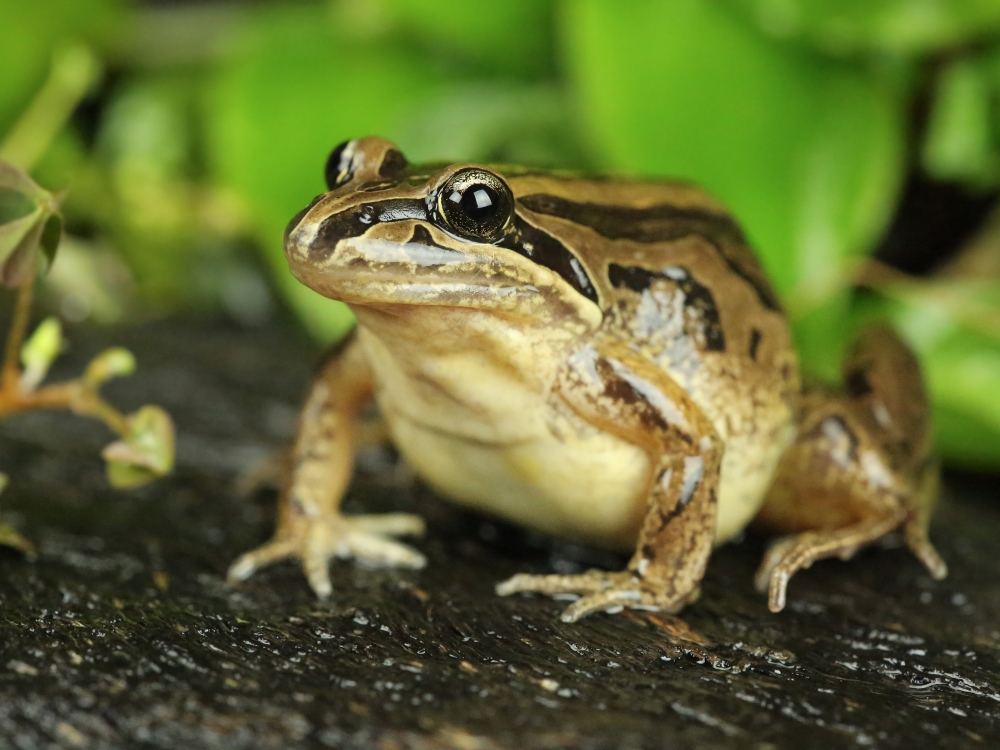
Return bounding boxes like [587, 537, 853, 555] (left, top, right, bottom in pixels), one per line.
[227, 137, 946, 621]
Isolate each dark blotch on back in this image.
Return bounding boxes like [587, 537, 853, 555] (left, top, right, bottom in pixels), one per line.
[845, 367, 874, 398]
[608, 263, 725, 352]
[522, 193, 782, 312]
[749, 329, 762, 361]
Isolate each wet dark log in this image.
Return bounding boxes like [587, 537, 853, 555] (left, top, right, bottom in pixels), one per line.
[0, 317, 997, 749]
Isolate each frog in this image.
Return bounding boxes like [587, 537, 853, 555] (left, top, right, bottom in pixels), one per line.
[227, 136, 947, 621]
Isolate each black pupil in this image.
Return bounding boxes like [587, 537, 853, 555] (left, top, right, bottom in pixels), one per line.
[456, 184, 499, 222]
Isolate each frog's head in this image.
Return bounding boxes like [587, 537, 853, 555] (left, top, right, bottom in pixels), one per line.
[283, 137, 601, 327]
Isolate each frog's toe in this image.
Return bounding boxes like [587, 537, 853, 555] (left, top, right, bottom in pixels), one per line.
[497, 570, 681, 622]
[348, 513, 426, 538]
[227, 539, 297, 584]
[227, 514, 427, 598]
[496, 569, 619, 598]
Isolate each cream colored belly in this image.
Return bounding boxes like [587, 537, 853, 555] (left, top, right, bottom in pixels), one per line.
[383, 405, 778, 550]
[385, 407, 649, 549]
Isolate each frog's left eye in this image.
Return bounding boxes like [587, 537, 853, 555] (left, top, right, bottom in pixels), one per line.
[436, 168, 514, 243]
[325, 140, 355, 190]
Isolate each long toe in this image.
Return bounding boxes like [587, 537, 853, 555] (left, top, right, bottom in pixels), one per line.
[226, 539, 296, 584]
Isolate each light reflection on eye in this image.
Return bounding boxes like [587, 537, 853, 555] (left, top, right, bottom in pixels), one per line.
[449, 191, 462, 203]
[473, 189, 492, 209]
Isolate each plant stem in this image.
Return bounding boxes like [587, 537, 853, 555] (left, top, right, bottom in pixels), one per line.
[0, 268, 35, 394]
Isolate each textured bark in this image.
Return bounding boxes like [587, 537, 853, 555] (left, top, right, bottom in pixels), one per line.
[0, 318, 997, 749]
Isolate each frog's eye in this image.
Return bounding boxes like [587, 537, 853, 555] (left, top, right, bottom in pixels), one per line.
[324, 140, 355, 190]
[436, 168, 514, 243]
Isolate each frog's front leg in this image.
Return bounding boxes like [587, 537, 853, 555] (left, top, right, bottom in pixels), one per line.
[497, 342, 723, 622]
[227, 331, 425, 597]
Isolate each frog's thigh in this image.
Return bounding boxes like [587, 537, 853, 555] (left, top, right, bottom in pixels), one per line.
[756, 398, 947, 612]
[497, 341, 722, 622]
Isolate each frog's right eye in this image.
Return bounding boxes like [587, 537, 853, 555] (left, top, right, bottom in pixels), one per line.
[324, 140, 355, 190]
[436, 168, 514, 243]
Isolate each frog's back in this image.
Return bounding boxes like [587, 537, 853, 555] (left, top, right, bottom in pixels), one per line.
[503, 170, 800, 541]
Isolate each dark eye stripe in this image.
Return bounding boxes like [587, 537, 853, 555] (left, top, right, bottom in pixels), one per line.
[520, 193, 781, 312]
[499, 216, 599, 305]
[309, 195, 599, 306]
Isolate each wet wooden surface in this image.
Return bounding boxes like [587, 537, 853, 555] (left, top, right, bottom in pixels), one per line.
[0, 318, 998, 749]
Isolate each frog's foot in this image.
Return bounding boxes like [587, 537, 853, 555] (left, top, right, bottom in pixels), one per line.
[496, 570, 695, 623]
[227, 512, 426, 598]
[754, 515, 909, 613]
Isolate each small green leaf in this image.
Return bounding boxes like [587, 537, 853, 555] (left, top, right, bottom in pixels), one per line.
[0, 160, 50, 202]
[922, 56, 999, 186]
[102, 405, 175, 489]
[0, 523, 34, 555]
[84, 347, 136, 386]
[1, 213, 47, 288]
[0, 205, 42, 263]
[19, 317, 63, 392]
[0, 187, 36, 224]
[0, 161, 63, 286]
[40, 212, 62, 266]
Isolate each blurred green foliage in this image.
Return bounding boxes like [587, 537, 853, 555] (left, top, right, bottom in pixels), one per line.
[3, 0, 1000, 469]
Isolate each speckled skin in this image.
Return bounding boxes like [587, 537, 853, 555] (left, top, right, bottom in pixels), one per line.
[227, 137, 946, 620]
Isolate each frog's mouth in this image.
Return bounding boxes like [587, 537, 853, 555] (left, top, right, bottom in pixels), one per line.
[284, 195, 603, 328]
[291, 232, 554, 315]
[285, 212, 596, 324]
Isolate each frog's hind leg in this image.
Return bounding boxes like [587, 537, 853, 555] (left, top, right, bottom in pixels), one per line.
[753, 326, 946, 612]
[227, 331, 426, 598]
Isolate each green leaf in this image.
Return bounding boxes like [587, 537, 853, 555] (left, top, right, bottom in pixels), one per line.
[0, 211, 46, 288]
[922, 56, 999, 186]
[723, 0, 1000, 57]
[0, 204, 42, 263]
[84, 347, 136, 386]
[381, 0, 555, 78]
[102, 405, 175, 489]
[0, 187, 36, 224]
[0, 522, 34, 555]
[563, 0, 906, 378]
[19, 317, 63, 391]
[0, 160, 49, 204]
[40, 212, 62, 266]
[0, 160, 62, 286]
